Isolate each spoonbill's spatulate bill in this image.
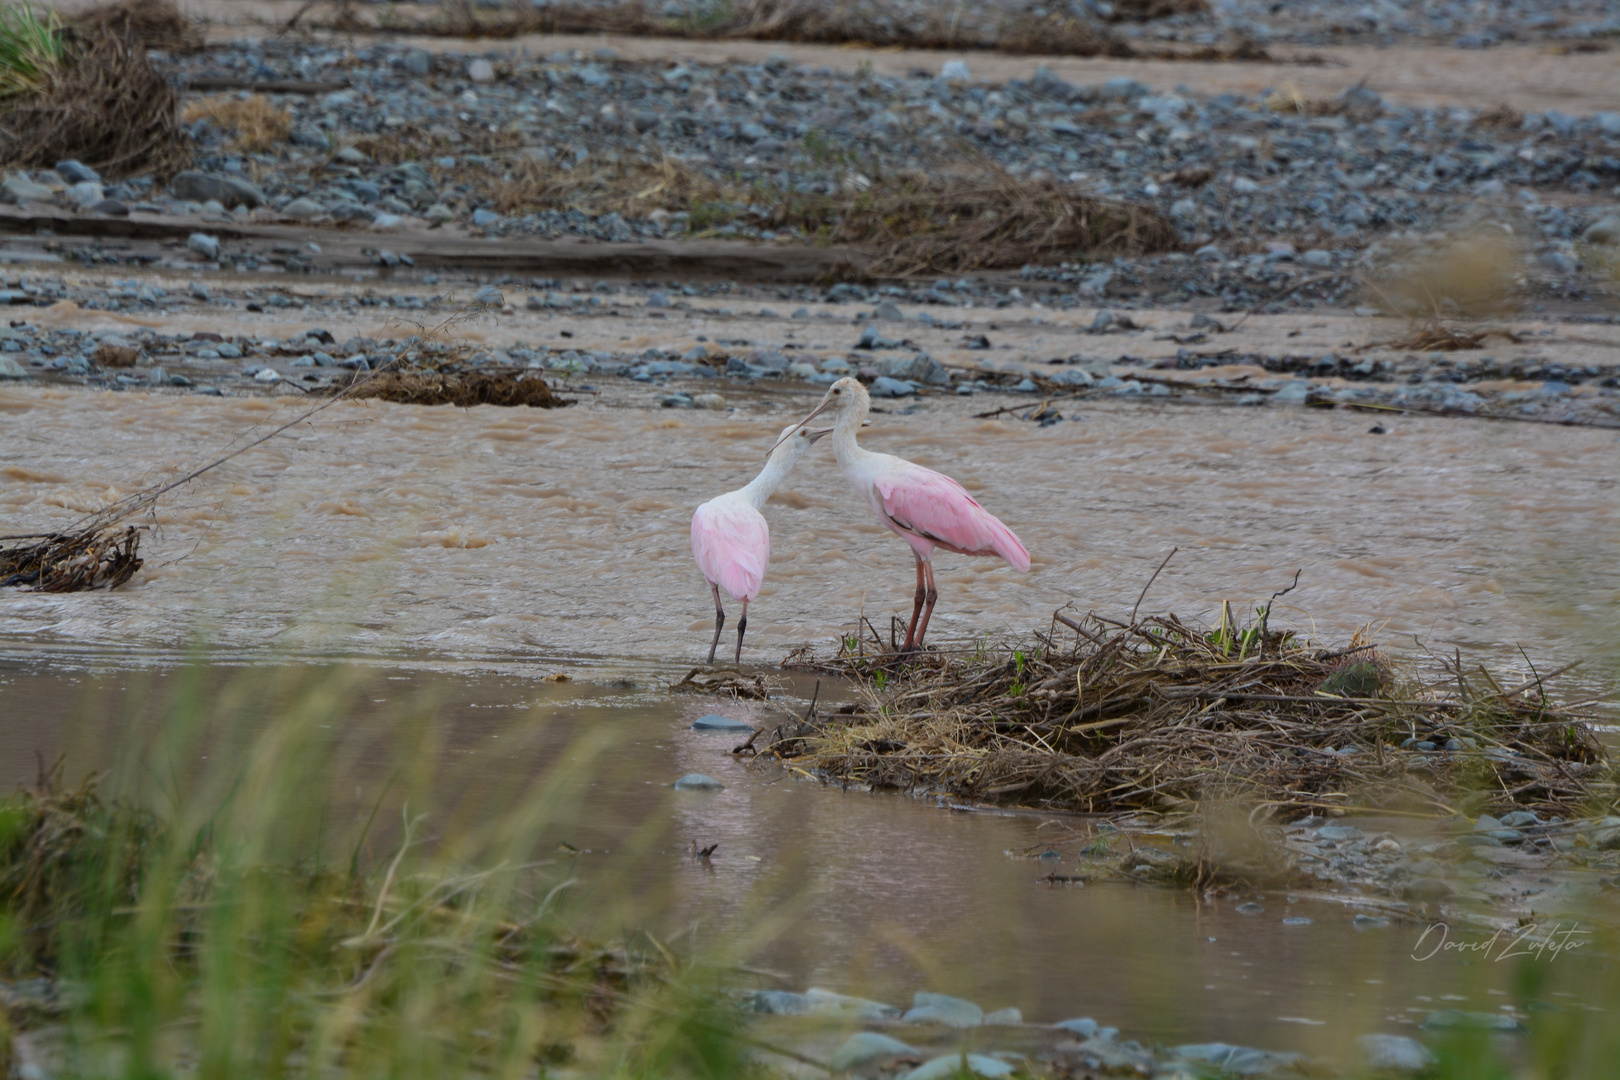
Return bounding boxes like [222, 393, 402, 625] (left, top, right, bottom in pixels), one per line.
[690, 423, 824, 664]
[780, 377, 1030, 651]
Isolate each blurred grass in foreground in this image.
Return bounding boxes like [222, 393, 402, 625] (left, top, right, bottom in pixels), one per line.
[0, 663, 759, 1080]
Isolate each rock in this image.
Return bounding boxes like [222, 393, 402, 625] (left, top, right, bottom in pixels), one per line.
[1, 175, 56, 203]
[875, 354, 949, 385]
[187, 233, 221, 260]
[869, 376, 917, 398]
[90, 199, 128, 216]
[336, 146, 369, 165]
[873, 299, 904, 320]
[1421, 1010, 1523, 1032]
[1354, 914, 1393, 929]
[282, 197, 325, 221]
[1173, 1043, 1304, 1076]
[901, 1055, 1011, 1080]
[744, 990, 808, 1014]
[1316, 825, 1364, 842]
[1235, 902, 1265, 915]
[804, 988, 901, 1020]
[471, 208, 501, 227]
[1054, 1017, 1099, 1038]
[468, 58, 496, 84]
[691, 714, 754, 732]
[1282, 916, 1315, 926]
[402, 48, 432, 75]
[169, 170, 265, 209]
[65, 181, 103, 208]
[189, 282, 211, 301]
[982, 1007, 1022, 1025]
[830, 1032, 915, 1071]
[902, 992, 982, 1028]
[0, 356, 28, 379]
[1302, 249, 1334, 268]
[55, 159, 99, 183]
[646, 292, 671, 308]
[1272, 380, 1311, 404]
[1499, 810, 1539, 827]
[146, 367, 167, 387]
[939, 59, 971, 82]
[1357, 1034, 1437, 1074]
[254, 368, 283, 383]
[1581, 216, 1620, 246]
[692, 392, 725, 410]
[425, 203, 456, 224]
[673, 773, 723, 791]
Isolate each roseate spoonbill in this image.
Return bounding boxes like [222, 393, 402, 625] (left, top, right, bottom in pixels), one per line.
[775, 377, 1029, 651]
[691, 423, 826, 664]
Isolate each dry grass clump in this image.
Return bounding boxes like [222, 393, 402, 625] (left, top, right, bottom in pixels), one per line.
[1372, 228, 1523, 317]
[340, 369, 568, 408]
[71, 0, 203, 53]
[0, 20, 188, 177]
[1366, 319, 1524, 352]
[484, 152, 1178, 275]
[826, 168, 1179, 275]
[181, 93, 292, 152]
[0, 526, 144, 590]
[770, 608, 1610, 819]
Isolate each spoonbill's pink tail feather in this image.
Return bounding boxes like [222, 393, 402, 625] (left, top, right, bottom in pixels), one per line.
[989, 516, 1031, 573]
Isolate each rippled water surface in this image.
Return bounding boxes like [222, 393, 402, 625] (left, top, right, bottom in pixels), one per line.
[5, 656, 1610, 1067]
[3, 388, 1617, 685]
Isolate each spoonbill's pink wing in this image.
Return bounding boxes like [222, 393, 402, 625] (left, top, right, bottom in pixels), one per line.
[873, 461, 1031, 572]
[691, 498, 770, 601]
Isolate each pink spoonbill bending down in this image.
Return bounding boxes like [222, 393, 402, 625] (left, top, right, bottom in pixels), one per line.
[691, 423, 826, 664]
[776, 377, 1030, 652]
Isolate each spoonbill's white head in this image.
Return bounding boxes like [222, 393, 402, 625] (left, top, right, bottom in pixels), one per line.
[766, 421, 830, 465]
[768, 377, 870, 456]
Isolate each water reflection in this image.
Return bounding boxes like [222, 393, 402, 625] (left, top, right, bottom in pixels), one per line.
[3, 656, 1610, 1064]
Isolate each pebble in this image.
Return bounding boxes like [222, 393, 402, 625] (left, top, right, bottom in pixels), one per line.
[1316, 825, 1364, 842]
[690, 714, 754, 732]
[901, 1055, 1012, 1080]
[1, 175, 55, 203]
[0, 356, 29, 379]
[1173, 1043, 1304, 1075]
[1054, 1017, 1099, 1038]
[869, 376, 918, 398]
[672, 773, 723, 791]
[1353, 914, 1392, 929]
[982, 1007, 1022, 1025]
[902, 992, 983, 1028]
[1357, 1034, 1438, 1075]
[186, 233, 221, 260]
[1234, 902, 1265, 915]
[1422, 1010, 1524, 1032]
[1281, 917, 1315, 926]
[830, 1032, 915, 1071]
[55, 159, 99, 184]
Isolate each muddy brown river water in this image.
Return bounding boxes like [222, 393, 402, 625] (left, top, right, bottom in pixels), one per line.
[3, 386, 1617, 685]
[4, 384, 1618, 1064]
[3, 656, 1609, 1068]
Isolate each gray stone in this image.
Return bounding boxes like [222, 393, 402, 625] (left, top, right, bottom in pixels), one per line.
[875, 353, 949, 385]
[744, 990, 808, 1014]
[1316, 825, 1364, 842]
[869, 376, 917, 398]
[803, 988, 901, 1020]
[189, 282, 211, 301]
[1282, 917, 1315, 926]
[1302, 249, 1334, 267]
[830, 1032, 915, 1071]
[146, 367, 167, 387]
[1235, 902, 1265, 914]
[472, 208, 501, 227]
[1, 175, 56, 203]
[169, 170, 265, 209]
[673, 773, 723, 791]
[0, 356, 29, 379]
[1357, 1034, 1437, 1074]
[66, 181, 104, 208]
[403, 48, 432, 75]
[55, 159, 99, 184]
[691, 714, 754, 733]
[1054, 1017, 1099, 1038]
[939, 59, 971, 82]
[902, 992, 982, 1028]
[1422, 1010, 1523, 1032]
[186, 233, 221, 260]
[282, 198, 325, 221]
[1582, 216, 1620, 246]
[90, 199, 128, 216]
[901, 1055, 1011, 1080]
[1354, 914, 1393, 929]
[1173, 1043, 1304, 1076]
[468, 58, 496, 84]
[873, 299, 904, 321]
[982, 1006, 1022, 1025]
[425, 203, 456, 224]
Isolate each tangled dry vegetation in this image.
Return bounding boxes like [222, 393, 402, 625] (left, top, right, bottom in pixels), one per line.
[0, 0, 190, 177]
[487, 153, 1179, 274]
[181, 93, 292, 153]
[0, 526, 144, 591]
[340, 368, 568, 407]
[770, 608, 1611, 821]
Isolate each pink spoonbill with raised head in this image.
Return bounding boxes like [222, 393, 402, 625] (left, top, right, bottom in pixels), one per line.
[775, 377, 1029, 652]
[691, 423, 826, 664]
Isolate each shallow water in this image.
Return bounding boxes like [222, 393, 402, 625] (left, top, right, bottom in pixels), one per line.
[3, 656, 1613, 1068]
[3, 387, 1617, 690]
